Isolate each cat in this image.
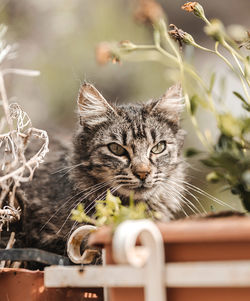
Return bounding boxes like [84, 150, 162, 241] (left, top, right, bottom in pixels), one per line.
[1, 82, 186, 256]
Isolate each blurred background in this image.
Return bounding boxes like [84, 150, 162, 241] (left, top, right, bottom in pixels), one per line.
[1, 0, 249, 213]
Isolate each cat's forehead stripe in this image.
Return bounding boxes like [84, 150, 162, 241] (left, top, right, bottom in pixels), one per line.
[122, 131, 127, 146]
[150, 129, 156, 143]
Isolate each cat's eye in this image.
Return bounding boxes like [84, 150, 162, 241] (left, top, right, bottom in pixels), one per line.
[108, 143, 127, 156]
[151, 141, 166, 154]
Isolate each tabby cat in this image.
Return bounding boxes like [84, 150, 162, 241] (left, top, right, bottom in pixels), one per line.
[3, 82, 186, 255]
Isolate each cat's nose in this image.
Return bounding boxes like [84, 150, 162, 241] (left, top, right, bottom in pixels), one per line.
[132, 164, 151, 181]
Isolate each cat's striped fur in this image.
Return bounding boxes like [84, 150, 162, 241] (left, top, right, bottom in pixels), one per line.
[1, 83, 186, 258]
[71, 83, 186, 219]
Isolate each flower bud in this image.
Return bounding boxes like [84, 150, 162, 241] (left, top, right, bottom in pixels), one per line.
[181, 2, 206, 21]
[192, 3, 205, 19]
[168, 24, 195, 48]
[119, 40, 137, 51]
[182, 32, 195, 45]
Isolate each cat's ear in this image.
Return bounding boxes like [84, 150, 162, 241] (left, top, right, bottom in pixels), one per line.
[77, 82, 116, 127]
[149, 84, 184, 123]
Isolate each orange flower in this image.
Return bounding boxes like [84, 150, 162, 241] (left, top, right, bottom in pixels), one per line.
[181, 2, 206, 20]
[134, 0, 164, 25]
[181, 2, 197, 12]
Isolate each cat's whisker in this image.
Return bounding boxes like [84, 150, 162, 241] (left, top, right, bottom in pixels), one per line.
[65, 185, 121, 242]
[55, 180, 114, 235]
[41, 179, 115, 231]
[117, 183, 138, 188]
[83, 191, 109, 216]
[81, 181, 116, 213]
[174, 179, 237, 211]
[75, 184, 121, 220]
[65, 180, 120, 228]
[40, 189, 87, 231]
[167, 179, 207, 214]
[113, 175, 133, 179]
[117, 181, 138, 185]
[164, 181, 201, 214]
[51, 163, 84, 175]
[175, 202, 189, 217]
[160, 183, 188, 217]
[165, 178, 203, 214]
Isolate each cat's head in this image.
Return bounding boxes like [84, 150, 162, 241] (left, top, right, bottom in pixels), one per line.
[72, 83, 186, 216]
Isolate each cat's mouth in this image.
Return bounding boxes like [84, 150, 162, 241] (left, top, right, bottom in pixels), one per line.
[117, 180, 155, 194]
[134, 182, 153, 191]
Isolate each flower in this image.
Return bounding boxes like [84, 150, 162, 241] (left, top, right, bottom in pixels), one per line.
[134, 0, 164, 25]
[181, 2, 197, 12]
[168, 24, 195, 48]
[181, 2, 206, 20]
[95, 43, 120, 65]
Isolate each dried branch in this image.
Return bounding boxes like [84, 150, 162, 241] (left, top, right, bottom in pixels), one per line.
[0, 25, 49, 245]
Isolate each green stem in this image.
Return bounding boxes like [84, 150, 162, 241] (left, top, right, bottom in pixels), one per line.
[201, 17, 248, 78]
[202, 16, 211, 26]
[155, 46, 179, 63]
[133, 45, 157, 50]
[160, 28, 211, 148]
[222, 40, 246, 63]
[192, 41, 249, 103]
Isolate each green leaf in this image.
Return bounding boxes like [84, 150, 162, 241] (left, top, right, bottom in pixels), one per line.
[190, 95, 199, 115]
[206, 171, 221, 183]
[218, 113, 243, 137]
[209, 72, 216, 93]
[200, 158, 218, 167]
[242, 118, 250, 134]
[71, 204, 93, 224]
[185, 147, 202, 157]
[233, 91, 247, 104]
[242, 102, 250, 112]
[70, 190, 157, 229]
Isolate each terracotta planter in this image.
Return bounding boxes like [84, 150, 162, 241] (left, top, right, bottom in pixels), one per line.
[88, 215, 250, 301]
[0, 268, 103, 301]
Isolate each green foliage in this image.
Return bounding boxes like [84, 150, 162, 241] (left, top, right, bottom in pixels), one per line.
[185, 147, 202, 157]
[233, 92, 250, 111]
[190, 95, 199, 115]
[71, 190, 159, 229]
[201, 134, 250, 208]
[97, 1, 250, 211]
